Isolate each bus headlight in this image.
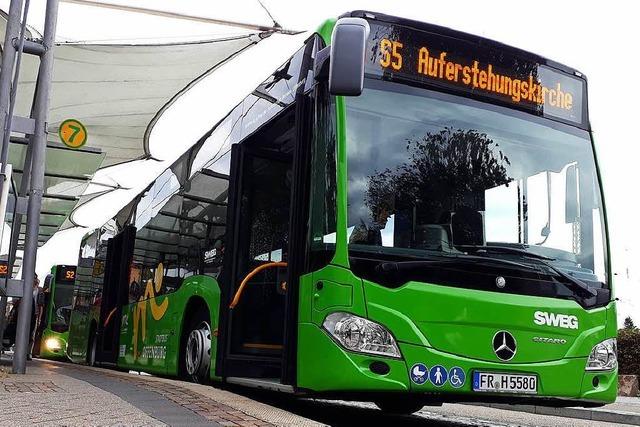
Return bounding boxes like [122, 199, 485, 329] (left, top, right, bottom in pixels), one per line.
[586, 338, 617, 371]
[323, 312, 401, 359]
[45, 338, 62, 351]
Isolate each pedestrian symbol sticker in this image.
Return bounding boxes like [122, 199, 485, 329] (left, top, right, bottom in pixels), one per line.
[429, 365, 448, 387]
[58, 118, 87, 148]
[410, 363, 429, 385]
[449, 366, 465, 388]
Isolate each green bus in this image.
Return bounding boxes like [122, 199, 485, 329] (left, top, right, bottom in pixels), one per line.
[34, 265, 77, 359]
[66, 11, 616, 413]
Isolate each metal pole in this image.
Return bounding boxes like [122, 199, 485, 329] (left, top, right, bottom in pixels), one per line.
[12, 0, 58, 374]
[0, 0, 24, 357]
[1, 0, 32, 173]
[0, 0, 24, 157]
[1, 113, 36, 349]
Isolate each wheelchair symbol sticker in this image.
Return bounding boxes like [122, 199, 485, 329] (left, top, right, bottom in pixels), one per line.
[449, 366, 466, 388]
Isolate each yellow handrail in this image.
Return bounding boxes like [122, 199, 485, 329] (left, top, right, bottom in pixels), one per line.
[229, 261, 287, 309]
[103, 307, 118, 328]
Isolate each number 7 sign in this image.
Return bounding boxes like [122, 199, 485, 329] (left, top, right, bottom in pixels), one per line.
[58, 119, 87, 148]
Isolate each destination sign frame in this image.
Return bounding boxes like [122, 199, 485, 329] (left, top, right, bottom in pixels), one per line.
[363, 18, 587, 127]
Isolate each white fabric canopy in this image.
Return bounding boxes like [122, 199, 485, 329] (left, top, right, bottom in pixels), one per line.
[15, 35, 262, 168]
[68, 30, 308, 229]
[1, 4, 298, 255]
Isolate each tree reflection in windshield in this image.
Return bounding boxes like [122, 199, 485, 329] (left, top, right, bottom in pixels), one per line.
[363, 127, 511, 248]
[345, 79, 607, 283]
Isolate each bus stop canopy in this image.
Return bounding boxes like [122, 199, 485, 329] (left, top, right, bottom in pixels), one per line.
[0, 6, 294, 276]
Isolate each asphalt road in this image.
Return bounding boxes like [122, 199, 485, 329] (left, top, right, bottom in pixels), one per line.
[230, 388, 633, 427]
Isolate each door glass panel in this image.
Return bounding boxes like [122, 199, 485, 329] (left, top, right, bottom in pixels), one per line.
[231, 154, 291, 356]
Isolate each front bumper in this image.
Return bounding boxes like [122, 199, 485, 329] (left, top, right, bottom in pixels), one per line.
[401, 341, 617, 404]
[297, 323, 617, 406]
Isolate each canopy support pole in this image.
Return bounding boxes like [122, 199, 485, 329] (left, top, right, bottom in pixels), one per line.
[12, 0, 59, 374]
[0, 0, 25, 359]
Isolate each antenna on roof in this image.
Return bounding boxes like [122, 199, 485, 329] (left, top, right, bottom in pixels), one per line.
[60, 0, 302, 35]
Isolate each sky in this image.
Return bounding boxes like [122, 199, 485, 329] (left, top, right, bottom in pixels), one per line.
[3, 0, 637, 325]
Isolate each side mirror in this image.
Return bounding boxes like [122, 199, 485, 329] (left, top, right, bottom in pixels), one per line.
[565, 164, 579, 223]
[328, 18, 370, 96]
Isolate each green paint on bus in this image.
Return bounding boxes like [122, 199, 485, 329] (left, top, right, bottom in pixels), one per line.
[36, 265, 76, 360]
[64, 11, 616, 411]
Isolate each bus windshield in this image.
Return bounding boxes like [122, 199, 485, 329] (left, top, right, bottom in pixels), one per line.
[51, 283, 74, 332]
[345, 79, 607, 289]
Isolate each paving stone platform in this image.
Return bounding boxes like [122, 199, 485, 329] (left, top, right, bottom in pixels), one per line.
[0, 356, 322, 427]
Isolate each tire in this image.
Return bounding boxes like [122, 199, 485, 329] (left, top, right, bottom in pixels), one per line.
[375, 397, 425, 415]
[87, 329, 97, 367]
[182, 308, 211, 383]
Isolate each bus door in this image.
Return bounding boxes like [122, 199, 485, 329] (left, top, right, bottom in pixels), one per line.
[96, 225, 135, 365]
[219, 139, 294, 380]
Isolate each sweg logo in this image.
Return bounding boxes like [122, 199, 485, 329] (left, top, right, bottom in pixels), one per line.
[533, 311, 578, 329]
[204, 248, 217, 260]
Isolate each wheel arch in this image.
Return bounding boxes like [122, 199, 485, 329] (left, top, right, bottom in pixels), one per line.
[177, 295, 215, 379]
[176, 276, 221, 341]
[180, 296, 211, 339]
[173, 275, 221, 379]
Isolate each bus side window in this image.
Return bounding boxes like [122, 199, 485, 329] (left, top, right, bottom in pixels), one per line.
[309, 77, 337, 270]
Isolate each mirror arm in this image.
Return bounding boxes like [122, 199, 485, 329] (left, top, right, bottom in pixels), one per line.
[314, 46, 330, 81]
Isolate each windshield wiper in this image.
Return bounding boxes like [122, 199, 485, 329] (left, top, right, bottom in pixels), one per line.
[456, 245, 596, 298]
[376, 254, 531, 274]
[456, 244, 555, 260]
[536, 259, 597, 298]
[376, 253, 597, 299]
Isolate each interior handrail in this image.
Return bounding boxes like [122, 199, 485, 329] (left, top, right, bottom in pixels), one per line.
[229, 261, 287, 309]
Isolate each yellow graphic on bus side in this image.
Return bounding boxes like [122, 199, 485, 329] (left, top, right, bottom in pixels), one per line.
[132, 263, 169, 359]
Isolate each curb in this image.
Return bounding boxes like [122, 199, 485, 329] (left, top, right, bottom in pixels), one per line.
[474, 403, 640, 426]
[36, 358, 324, 427]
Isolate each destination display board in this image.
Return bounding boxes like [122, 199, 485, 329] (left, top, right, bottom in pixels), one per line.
[0, 260, 8, 278]
[55, 265, 77, 283]
[365, 21, 586, 126]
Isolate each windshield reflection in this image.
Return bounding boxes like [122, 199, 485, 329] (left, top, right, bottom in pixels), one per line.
[345, 79, 606, 285]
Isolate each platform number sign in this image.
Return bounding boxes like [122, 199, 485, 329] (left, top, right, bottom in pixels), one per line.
[58, 119, 87, 149]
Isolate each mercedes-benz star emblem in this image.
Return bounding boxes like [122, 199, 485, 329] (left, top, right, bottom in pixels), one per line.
[496, 276, 506, 288]
[492, 330, 517, 361]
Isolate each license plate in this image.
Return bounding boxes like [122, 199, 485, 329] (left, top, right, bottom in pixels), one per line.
[472, 371, 537, 394]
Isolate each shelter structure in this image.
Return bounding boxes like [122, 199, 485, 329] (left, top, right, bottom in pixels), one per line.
[0, 0, 300, 373]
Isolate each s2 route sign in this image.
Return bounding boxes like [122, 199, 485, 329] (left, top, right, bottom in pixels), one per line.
[58, 119, 87, 148]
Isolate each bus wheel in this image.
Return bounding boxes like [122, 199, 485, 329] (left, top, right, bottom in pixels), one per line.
[87, 332, 97, 367]
[184, 312, 211, 383]
[374, 397, 424, 415]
